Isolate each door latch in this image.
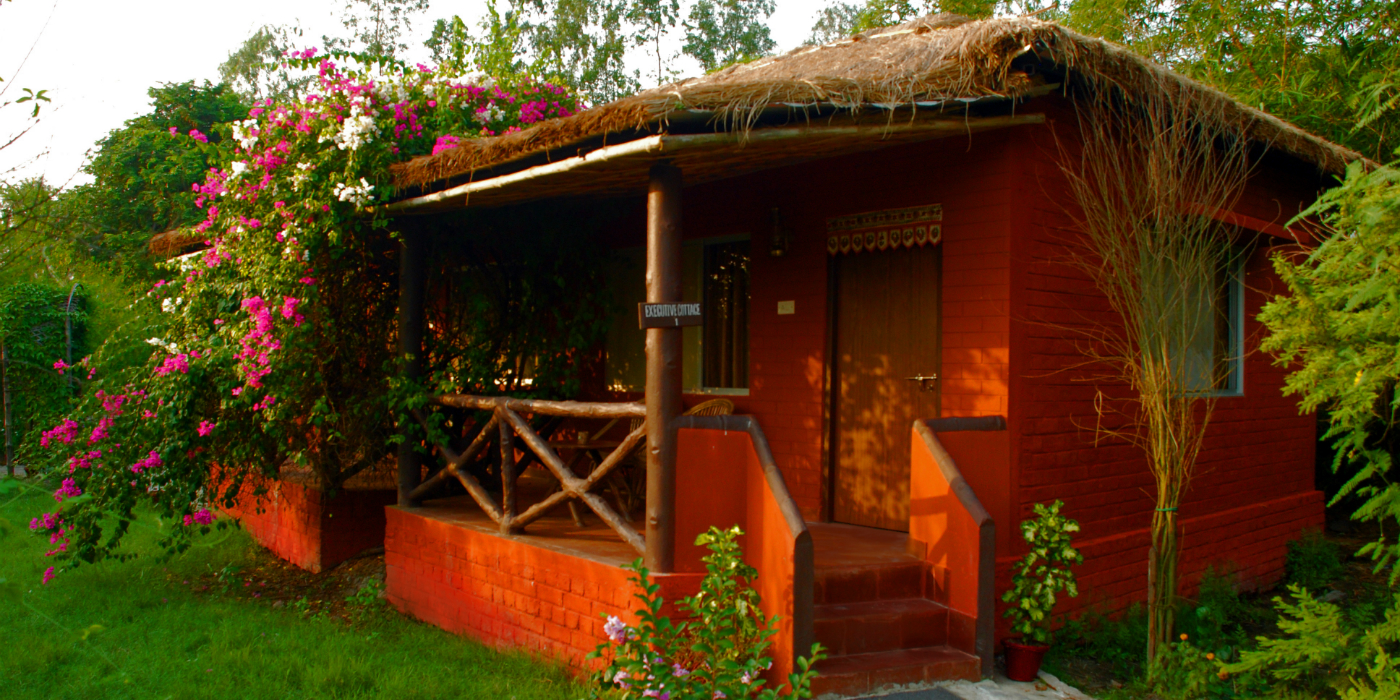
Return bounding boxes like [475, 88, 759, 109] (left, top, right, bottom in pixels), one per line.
[905, 375, 938, 392]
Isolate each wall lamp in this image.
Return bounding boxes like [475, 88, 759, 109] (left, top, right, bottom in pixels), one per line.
[769, 208, 791, 258]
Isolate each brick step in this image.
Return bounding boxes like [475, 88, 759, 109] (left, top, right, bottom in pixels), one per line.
[811, 645, 980, 698]
[814, 598, 949, 657]
[814, 560, 927, 605]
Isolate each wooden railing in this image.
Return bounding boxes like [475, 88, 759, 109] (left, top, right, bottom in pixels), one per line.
[410, 394, 648, 554]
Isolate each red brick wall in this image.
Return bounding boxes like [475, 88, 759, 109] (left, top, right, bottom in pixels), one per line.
[1003, 100, 1327, 620]
[224, 478, 396, 573]
[384, 507, 701, 669]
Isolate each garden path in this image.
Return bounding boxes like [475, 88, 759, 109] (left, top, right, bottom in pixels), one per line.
[848, 670, 1094, 700]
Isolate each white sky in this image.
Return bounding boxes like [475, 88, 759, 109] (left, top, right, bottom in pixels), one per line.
[0, 0, 833, 187]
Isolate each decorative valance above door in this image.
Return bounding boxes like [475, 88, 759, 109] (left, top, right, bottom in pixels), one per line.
[826, 204, 942, 256]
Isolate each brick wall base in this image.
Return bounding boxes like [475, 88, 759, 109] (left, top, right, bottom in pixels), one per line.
[384, 506, 702, 670]
[995, 490, 1325, 633]
[225, 479, 396, 573]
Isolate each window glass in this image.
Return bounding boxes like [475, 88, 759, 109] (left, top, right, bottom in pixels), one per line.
[702, 240, 750, 389]
[1179, 253, 1243, 395]
[603, 238, 749, 392]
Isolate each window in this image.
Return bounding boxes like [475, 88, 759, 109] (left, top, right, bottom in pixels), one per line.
[1178, 253, 1244, 395]
[604, 237, 751, 393]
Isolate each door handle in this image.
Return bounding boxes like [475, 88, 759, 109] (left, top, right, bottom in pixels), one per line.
[905, 375, 938, 392]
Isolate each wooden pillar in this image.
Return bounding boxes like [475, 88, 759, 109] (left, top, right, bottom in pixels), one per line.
[645, 162, 683, 573]
[397, 232, 428, 507]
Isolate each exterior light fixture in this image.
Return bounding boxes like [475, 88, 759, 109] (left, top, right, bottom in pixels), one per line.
[769, 208, 790, 258]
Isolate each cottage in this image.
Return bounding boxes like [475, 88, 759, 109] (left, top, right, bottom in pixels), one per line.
[245, 14, 1356, 696]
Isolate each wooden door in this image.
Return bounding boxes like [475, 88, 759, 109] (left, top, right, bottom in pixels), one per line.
[832, 244, 941, 531]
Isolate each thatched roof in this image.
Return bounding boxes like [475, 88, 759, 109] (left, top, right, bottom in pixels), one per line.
[390, 14, 1361, 196]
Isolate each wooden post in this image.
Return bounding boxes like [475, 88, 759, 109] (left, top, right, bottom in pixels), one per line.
[645, 162, 683, 573]
[499, 414, 518, 533]
[397, 232, 428, 507]
[2, 337, 11, 478]
[65, 283, 79, 391]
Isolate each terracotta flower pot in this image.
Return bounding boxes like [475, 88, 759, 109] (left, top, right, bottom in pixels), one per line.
[1004, 638, 1050, 682]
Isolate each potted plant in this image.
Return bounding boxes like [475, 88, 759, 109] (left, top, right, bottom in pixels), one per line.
[1001, 500, 1084, 682]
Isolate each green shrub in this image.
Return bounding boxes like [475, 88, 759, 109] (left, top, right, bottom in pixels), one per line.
[586, 525, 824, 699]
[1226, 585, 1400, 699]
[1286, 529, 1345, 592]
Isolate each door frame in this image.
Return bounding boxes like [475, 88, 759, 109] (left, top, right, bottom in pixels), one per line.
[821, 246, 943, 525]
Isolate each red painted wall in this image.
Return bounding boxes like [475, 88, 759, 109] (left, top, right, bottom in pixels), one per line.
[649, 131, 1018, 521]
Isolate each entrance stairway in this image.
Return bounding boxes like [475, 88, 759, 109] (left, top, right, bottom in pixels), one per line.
[809, 523, 981, 697]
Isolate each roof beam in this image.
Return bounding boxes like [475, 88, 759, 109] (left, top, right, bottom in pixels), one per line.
[382, 114, 1046, 215]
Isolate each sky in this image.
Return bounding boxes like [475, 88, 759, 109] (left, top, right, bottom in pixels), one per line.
[0, 0, 833, 187]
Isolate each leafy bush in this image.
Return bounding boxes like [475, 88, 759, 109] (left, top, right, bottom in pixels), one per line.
[1051, 603, 1150, 679]
[1002, 500, 1084, 645]
[1286, 529, 1345, 592]
[586, 525, 824, 699]
[1226, 585, 1400, 699]
[1174, 566, 1256, 665]
[1149, 634, 1234, 700]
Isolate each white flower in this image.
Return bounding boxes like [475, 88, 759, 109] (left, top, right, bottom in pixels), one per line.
[333, 178, 374, 207]
[145, 337, 179, 354]
[334, 104, 380, 151]
[160, 297, 183, 313]
[473, 103, 505, 125]
[229, 161, 248, 179]
[231, 119, 259, 150]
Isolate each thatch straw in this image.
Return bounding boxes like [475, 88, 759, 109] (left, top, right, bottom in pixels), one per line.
[148, 228, 204, 257]
[391, 14, 1362, 191]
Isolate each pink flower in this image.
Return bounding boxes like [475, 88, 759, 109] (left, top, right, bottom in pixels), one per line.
[299, 277, 316, 286]
[189, 129, 209, 143]
[197, 420, 215, 437]
[53, 479, 82, 501]
[42, 567, 56, 585]
[40, 419, 79, 447]
[129, 450, 162, 474]
[53, 359, 69, 374]
[183, 508, 215, 526]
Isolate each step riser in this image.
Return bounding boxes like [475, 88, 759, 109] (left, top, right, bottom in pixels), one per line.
[811, 650, 980, 698]
[815, 605, 948, 656]
[814, 562, 926, 604]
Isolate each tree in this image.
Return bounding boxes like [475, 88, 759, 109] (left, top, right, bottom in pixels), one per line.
[627, 0, 682, 86]
[1259, 160, 1400, 584]
[326, 0, 431, 59]
[682, 0, 776, 73]
[1054, 79, 1255, 670]
[807, 2, 863, 44]
[65, 81, 246, 282]
[218, 24, 313, 103]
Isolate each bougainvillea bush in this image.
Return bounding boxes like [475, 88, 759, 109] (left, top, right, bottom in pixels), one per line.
[30, 50, 583, 581]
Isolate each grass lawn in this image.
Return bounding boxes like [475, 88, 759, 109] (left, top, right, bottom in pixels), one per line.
[0, 479, 586, 700]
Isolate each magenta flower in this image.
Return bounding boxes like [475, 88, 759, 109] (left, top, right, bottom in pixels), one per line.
[197, 420, 215, 437]
[189, 129, 209, 143]
[42, 567, 56, 585]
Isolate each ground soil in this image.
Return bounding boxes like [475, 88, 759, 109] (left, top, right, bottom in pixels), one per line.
[162, 541, 389, 625]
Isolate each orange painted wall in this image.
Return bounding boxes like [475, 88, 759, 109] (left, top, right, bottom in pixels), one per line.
[384, 507, 702, 670]
[674, 426, 806, 683]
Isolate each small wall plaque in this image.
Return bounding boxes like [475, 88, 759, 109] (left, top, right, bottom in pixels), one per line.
[639, 302, 703, 328]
